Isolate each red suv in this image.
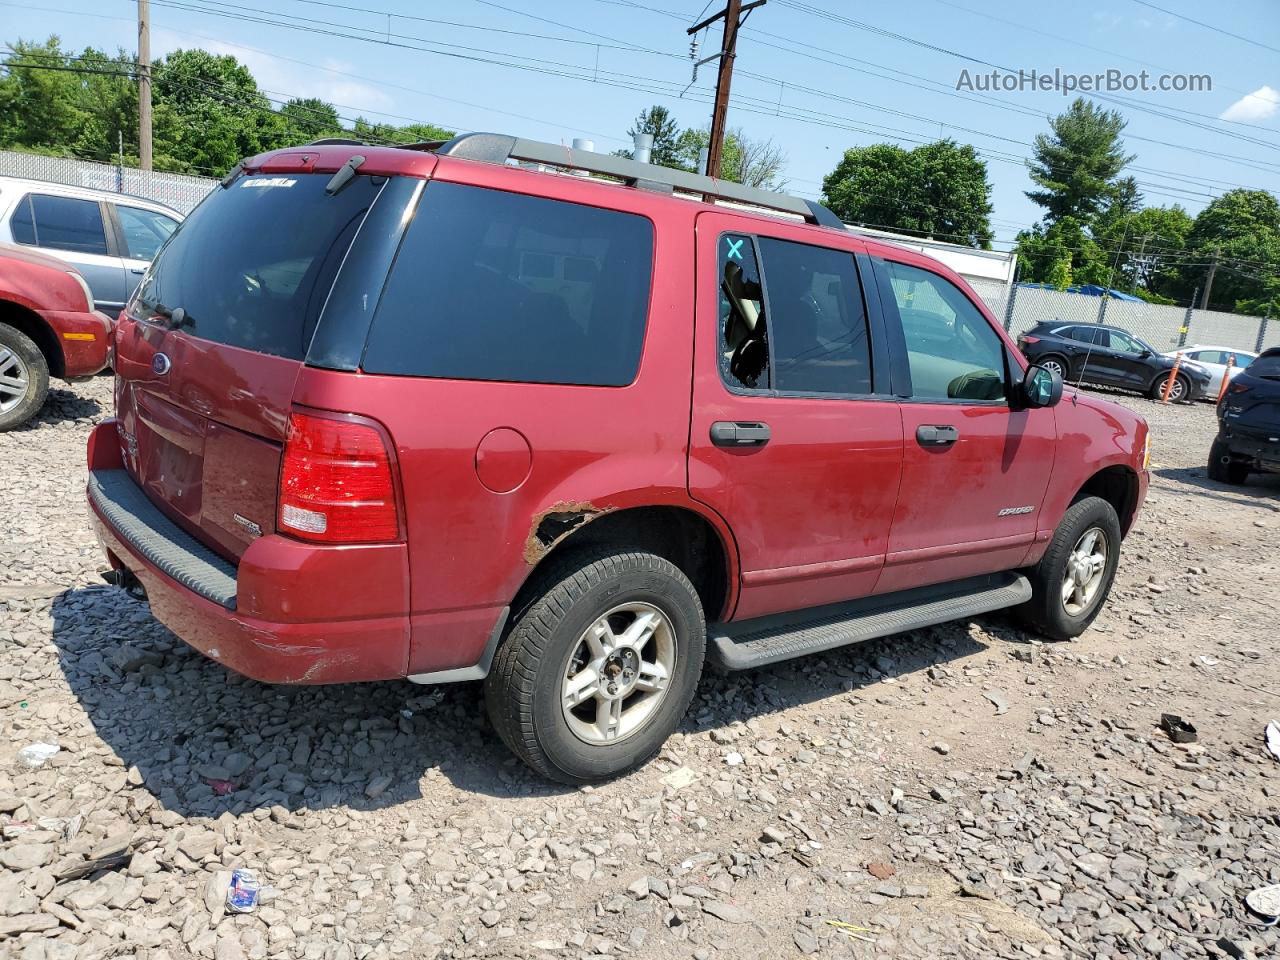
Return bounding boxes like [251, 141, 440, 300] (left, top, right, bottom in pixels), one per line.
[0, 243, 112, 430]
[87, 135, 1149, 783]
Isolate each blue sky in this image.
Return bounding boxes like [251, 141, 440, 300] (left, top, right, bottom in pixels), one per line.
[5, 0, 1278, 245]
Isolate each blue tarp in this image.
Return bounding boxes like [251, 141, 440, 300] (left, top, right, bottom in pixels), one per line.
[1018, 283, 1145, 302]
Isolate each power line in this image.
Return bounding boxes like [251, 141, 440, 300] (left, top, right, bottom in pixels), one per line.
[1126, 0, 1280, 56]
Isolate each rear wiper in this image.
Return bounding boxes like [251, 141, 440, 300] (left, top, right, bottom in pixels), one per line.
[326, 154, 366, 195]
[151, 304, 192, 330]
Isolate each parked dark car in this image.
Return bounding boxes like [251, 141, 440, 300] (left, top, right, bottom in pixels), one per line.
[1017, 321, 1211, 403]
[1211, 347, 1280, 484]
[87, 134, 1150, 783]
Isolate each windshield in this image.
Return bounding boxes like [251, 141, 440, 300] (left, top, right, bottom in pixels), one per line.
[132, 173, 384, 360]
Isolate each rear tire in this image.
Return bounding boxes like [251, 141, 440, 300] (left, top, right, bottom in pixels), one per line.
[1016, 496, 1122, 641]
[1207, 439, 1249, 485]
[0, 322, 49, 432]
[485, 549, 706, 784]
[1038, 355, 1067, 381]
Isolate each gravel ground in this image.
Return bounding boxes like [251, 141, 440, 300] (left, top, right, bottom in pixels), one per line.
[2, 377, 1279, 960]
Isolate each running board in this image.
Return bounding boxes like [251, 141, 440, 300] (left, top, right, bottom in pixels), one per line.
[708, 573, 1031, 671]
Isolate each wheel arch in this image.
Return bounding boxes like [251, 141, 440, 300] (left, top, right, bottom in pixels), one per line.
[0, 298, 64, 379]
[1071, 465, 1141, 536]
[510, 503, 738, 624]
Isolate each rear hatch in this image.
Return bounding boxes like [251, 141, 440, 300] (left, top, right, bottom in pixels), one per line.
[1222, 352, 1280, 440]
[112, 166, 389, 559]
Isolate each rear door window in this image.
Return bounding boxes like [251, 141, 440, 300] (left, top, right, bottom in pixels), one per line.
[11, 194, 109, 255]
[362, 182, 654, 386]
[132, 173, 384, 360]
[116, 205, 178, 260]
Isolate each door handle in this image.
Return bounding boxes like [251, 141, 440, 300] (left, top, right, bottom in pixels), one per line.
[129, 267, 146, 275]
[916, 424, 958, 447]
[710, 421, 771, 447]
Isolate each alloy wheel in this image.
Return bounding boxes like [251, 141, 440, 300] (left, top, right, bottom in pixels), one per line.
[561, 601, 677, 745]
[1061, 526, 1108, 617]
[0, 347, 31, 415]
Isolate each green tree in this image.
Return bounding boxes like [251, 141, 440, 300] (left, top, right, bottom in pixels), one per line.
[1092, 204, 1193, 297]
[1026, 98, 1135, 223]
[278, 97, 341, 142]
[395, 122, 455, 143]
[621, 105, 684, 167]
[822, 139, 993, 247]
[1014, 216, 1107, 286]
[0, 38, 94, 154]
[1173, 189, 1280, 313]
[671, 126, 786, 189]
[153, 48, 278, 174]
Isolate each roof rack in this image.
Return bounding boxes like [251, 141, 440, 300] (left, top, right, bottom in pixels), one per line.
[440, 133, 847, 228]
[304, 132, 844, 228]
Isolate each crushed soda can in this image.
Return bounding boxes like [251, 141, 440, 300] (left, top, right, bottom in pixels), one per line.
[225, 868, 260, 913]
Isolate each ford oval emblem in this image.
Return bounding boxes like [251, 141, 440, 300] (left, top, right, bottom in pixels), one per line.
[151, 352, 172, 375]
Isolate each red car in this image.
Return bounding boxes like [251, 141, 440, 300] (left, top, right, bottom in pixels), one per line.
[87, 135, 1149, 783]
[0, 243, 113, 429]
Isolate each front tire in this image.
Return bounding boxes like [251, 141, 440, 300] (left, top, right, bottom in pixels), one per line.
[1016, 496, 1122, 641]
[485, 549, 706, 784]
[1150, 372, 1188, 403]
[1207, 439, 1249, 485]
[0, 323, 50, 431]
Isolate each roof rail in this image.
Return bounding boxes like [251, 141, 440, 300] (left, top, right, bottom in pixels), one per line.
[432, 132, 845, 229]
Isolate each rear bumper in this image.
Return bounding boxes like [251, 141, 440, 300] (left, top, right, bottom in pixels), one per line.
[1220, 428, 1280, 473]
[86, 424, 413, 684]
[44, 309, 112, 378]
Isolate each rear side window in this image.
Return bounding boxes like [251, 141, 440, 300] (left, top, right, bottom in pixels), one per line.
[11, 194, 109, 255]
[133, 174, 383, 360]
[757, 237, 871, 395]
[716, 233, 872, 395]
[362, 182, 653, 386]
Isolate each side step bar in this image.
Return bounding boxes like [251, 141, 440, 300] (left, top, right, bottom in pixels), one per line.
[708, 573, 1031, 671]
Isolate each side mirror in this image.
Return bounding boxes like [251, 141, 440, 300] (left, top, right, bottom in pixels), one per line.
[1022, 364, 1062, 408]
[1138, 348, 1152, 358]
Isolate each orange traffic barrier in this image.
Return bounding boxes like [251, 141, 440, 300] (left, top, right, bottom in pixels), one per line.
[1160, 352, 1184, 404]
[1216, 354, 1237, 404]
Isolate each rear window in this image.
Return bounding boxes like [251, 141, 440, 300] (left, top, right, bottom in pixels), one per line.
[132, 173, 384, 360]
[362, 182, 654, 386]
[1249, 353, 1280, 380]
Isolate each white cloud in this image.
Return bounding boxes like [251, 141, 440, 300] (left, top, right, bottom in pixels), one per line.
[1220, 85, 1280, 123]
[153, 29, 394, 118]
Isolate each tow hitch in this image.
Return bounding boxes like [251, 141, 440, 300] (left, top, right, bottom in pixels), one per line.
[101, 568, 147, 602]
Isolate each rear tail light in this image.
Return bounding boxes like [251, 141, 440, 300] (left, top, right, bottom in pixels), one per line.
[278, 412, 400, 544]
[1227, 382, 1251, 395]
[1019, 336, 1040, 345]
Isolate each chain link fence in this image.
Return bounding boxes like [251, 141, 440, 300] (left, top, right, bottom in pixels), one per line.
[0, 151, 216, 214]
[996, 283, 1277, 355]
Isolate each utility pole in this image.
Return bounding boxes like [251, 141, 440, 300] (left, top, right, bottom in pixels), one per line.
[1199, 246, 1219, 310]
[138, 0, 153, 171]
[687, 0, 765, 180]
[1131, 234, 1150, 293]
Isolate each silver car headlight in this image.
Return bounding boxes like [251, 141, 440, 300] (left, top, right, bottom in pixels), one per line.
[66, 271, 95, 312]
